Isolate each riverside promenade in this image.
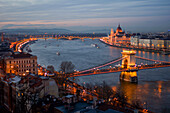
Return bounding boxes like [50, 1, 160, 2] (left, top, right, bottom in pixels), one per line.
[100, 39, 170, 55]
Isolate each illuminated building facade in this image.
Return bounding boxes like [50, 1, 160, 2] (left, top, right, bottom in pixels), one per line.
[108, 24, 131, 45]
[4, 52, 38, 76]
[139, 38, 151, 48]
[151, 39, 165, 49]
[131, 35, 170, 50]
[130, 36, 139, 47]
[165, 40, 170, 50]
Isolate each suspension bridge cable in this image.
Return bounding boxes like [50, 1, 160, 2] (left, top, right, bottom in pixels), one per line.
[79, 56, 126, 74]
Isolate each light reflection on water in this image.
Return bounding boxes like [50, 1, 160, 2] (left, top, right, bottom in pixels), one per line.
[30, 39, 170, 113]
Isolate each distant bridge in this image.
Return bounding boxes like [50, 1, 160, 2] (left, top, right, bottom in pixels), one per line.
[29, 36, 101, 40]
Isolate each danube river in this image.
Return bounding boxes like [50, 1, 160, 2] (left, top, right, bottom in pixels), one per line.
[30, 39, 170, 112]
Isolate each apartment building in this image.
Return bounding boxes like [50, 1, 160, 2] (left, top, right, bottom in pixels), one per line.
[3, 52, 38, 76]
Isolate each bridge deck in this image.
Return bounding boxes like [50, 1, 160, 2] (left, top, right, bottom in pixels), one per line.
[72, 64, 170, 77]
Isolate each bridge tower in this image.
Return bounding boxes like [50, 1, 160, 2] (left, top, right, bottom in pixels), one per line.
[120, 50, 138, 83]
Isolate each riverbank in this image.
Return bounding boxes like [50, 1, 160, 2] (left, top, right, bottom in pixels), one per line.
[17, 39, 37, 52]
[99, 39, 170, 55]
[29, 39, 170, 113]
[21, 40, 37, 52]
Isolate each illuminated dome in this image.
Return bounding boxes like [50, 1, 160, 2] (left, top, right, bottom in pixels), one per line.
[116, 24, 123, 32]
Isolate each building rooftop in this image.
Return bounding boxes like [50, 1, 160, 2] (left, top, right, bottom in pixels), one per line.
[11, 52, 34, 58]
[55, 102, 92, 113]
[116, 24, 122, 31]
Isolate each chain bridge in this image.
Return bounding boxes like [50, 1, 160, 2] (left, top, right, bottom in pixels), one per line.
[73, 50, 170, 83]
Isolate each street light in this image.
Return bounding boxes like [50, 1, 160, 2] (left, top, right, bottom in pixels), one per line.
[144, 101, 147, 110]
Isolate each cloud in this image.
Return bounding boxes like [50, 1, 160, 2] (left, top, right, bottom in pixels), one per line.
[0, 0, 170, 32]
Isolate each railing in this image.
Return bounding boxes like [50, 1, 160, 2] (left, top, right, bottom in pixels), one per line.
[135, 56, 170, 64]
[73, 56, 170, 77]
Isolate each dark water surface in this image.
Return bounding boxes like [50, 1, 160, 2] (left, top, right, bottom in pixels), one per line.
[30, 39, 170, 112]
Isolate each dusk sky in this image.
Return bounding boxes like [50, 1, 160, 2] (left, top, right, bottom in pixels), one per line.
[0, 0, 170, 32]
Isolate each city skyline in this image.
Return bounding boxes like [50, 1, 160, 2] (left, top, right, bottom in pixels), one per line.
[0, 0, 170, 32]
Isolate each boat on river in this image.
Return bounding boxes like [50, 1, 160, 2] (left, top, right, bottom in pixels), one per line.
[56, 52, 60, 55]
[91, 44, 97, 47]
[26, 46, 32, 52]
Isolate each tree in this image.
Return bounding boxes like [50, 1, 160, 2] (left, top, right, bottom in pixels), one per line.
[85, 81, 114, 103]
[59, 61, 75, 89]
[102, 81, 114, 102]
[115, 90, 128, 108]
[16, 88, 44, 113]
[15, 78, 44, 113]
[95, 81, 114, 102]
[131, 99, 143, 109]
[60, 61, 75, 74]
[47, 65, 55, 73]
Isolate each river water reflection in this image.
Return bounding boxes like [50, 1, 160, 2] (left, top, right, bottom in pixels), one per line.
[30, 39, 170, 113]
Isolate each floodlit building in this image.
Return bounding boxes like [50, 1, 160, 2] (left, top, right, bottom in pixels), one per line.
[3, 52, 38, 76]
[103, 24, 131, 45]
[139, 38, 151, 48]
[165, 40, 170, 50]
[130, 35, 170, 50]
[151, 39, 165, 49]
[130, 36, 139, 47]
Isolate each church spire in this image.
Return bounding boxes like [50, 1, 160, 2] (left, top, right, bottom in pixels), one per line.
[111, 28, 114, 36]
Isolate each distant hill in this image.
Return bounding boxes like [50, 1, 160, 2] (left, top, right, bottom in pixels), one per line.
[0, 28, 73, 34]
